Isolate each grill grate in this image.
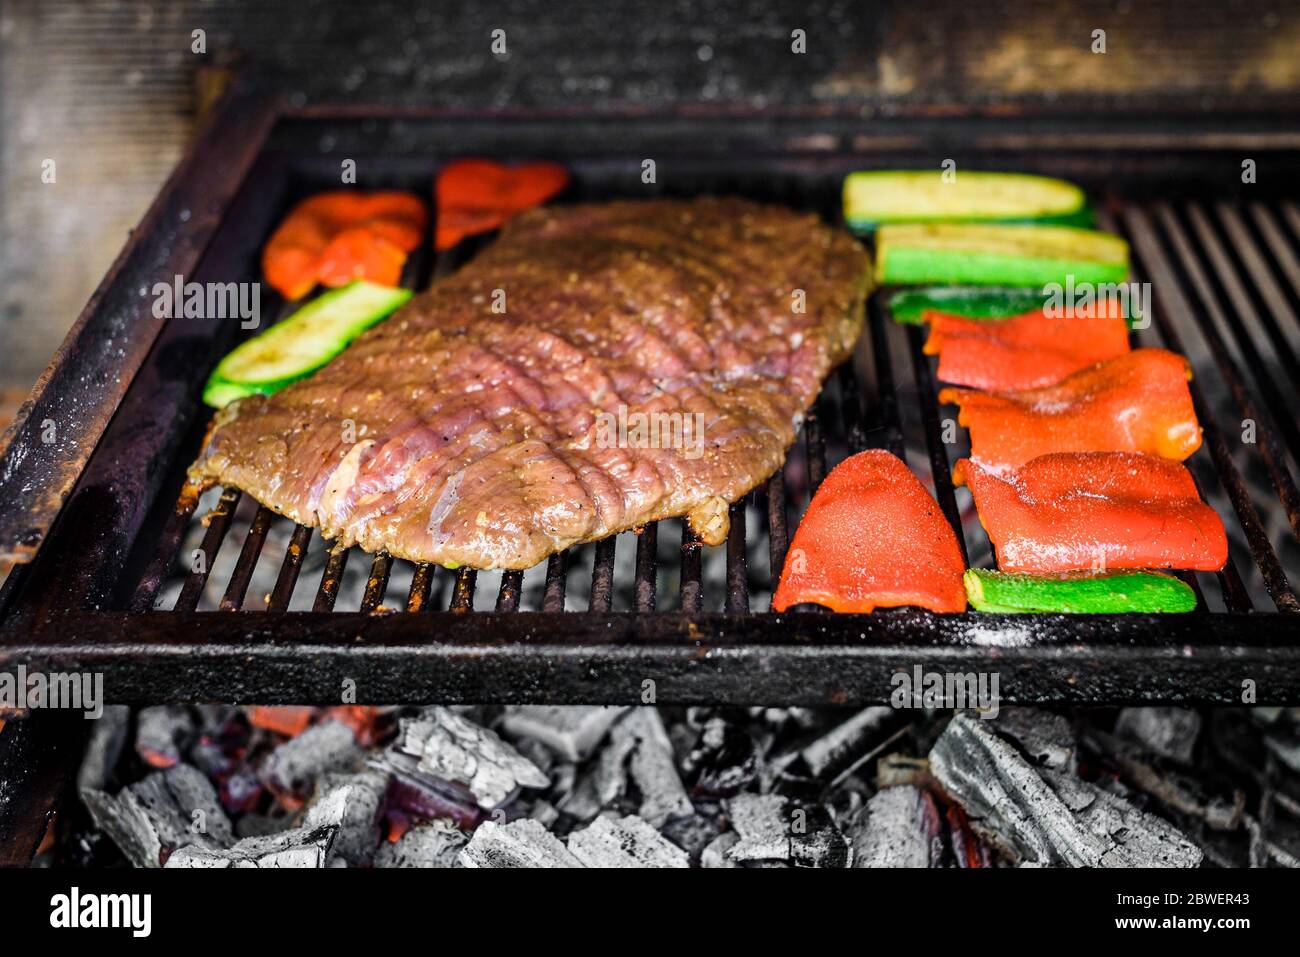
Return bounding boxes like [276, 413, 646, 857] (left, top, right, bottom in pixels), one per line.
[2, 105, 1300, 704]
[133, 195, 1300, 622]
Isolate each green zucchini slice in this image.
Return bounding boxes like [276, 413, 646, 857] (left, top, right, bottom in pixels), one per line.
[204, 281, 412, 408]
[844, 170, 1092, 232]
[886, 286, 1143, 326]
[875, 223, 1130, 287]
[964, 569, 1197, 614]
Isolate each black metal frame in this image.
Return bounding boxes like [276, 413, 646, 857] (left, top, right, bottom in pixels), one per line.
[1, 75, 1298, 706]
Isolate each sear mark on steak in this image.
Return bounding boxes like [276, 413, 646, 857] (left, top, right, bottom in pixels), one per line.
[191, 198, 870, 570]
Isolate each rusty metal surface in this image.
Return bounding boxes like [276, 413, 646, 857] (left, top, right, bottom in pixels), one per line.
[0, 76, 280, 567]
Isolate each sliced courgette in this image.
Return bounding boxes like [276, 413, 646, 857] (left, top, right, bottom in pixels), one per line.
[964, 569, 1197, 614]
[875, 223, 1129, 287]
[887, 286, 1143, 326]
[844, 170, 1092, 232]
[203, 281, 412, 408]
[888, 287, 1058, 325]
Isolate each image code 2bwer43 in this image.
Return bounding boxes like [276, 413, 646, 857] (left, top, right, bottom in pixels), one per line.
[0, 0, 1298, 910]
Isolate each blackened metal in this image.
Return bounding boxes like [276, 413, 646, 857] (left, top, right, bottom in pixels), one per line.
[496, 569, 524, 612]
[6, 610, 1300, 706]
[219, 504, 276, 611]
[1122, 207, 1297, 611]
[634, 523, 658, 613]
[907, 325, 970, 568]
[450, 568, 477, 613]
[174, 487, 242, 612]
[589, 537, 617, 612]
[542, 551, 568, 612]
[360, 553, 393, 613]
[804, 409, 826, 492]
[725, 499, 749, 613]
[0, 713, 92, 866]
[128, 483, 201, 612]
[1208, 204, 1300, 412]
[1149, 204, 1300, 545]
[766, 470, 789, 607]
[837, 362, 868, 454]
[680, 526, 703, 614]
[867, 297, 905, 458]
[268, 524, 313, 613]
[407, 563, 436, 613]
[0, 78, 279, 567]
[312, 542, 350, 612]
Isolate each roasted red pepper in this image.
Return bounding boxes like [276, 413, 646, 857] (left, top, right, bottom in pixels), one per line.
[434, 158, 569, 250]
[954, 451, 1228, 573]
[262, 191, 427, 300]
[772, 450, 967, 614]
[924, 306, 1130, 391]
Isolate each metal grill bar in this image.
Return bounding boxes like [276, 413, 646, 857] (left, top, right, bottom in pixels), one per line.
[804, 406, 827, 492]
[406, 563, 436, 612]
[542, 551, 568, 612]
[174, 487, 241, 612]
[765, 470, 789, 605]
[1149, 204, 1300, 544]
[1249, 203, 1300, 323]
[866, 297, 905, 458]
[312, 542, 350, 613]
[680, 526, 703, 614]
[218, 504, 275, 611]
[725, 498, 749, 612]
[907, 325, 970, 568]
[359, 553, 393, 613]
[495, 569, 524, 612]
[267, 524, 313, 613]
[634, 523, 658, 613]
[589, 537, 617, 612]
[1210, 204, 1300, 402]
[449, 568, 477, 612]
[1118, 207, 1297, 612]
[128, 483, 201, 611]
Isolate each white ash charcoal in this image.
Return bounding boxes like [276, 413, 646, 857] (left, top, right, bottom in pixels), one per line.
[134, 705, 194, 769]
[996, 708, 1076, 771]
[82, 764, 233, 868]
[77, 705, 130, 793]
[399, 706, 548, 810]
[369, 751, 481, 828]
[932, 713, 1201, 868]
[849, 785, 942, 868]
[701, 831, 741, 868]
[800, 706, 893, 777]
[500, 706, 629, 763]
[619, 708, 694, 826]
[303, 769, 389, 868]
[375, 819, 467, 868]
[458, 819, 584, 869]
[261, 719, 364, 797]
[567, 814, 690, 868]
[789, 804, 851, 868]
[1116, 708, 1202, 766]
[557, 730, 638, 822]
[727, 793, 790, 862]
[1043, 767, 1203, 868]
[166, 824, 336, 868]
[529, 800, 560, 828]
[1082, 728, 1243, 831]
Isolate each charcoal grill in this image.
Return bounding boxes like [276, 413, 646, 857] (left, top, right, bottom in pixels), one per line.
[1, 75, 1298, 709]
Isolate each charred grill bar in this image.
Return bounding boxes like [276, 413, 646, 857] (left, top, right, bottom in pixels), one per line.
[0, 81, 1298, 707]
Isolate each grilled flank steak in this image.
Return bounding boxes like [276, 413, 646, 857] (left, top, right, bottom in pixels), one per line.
[191, 198, 870, 570]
